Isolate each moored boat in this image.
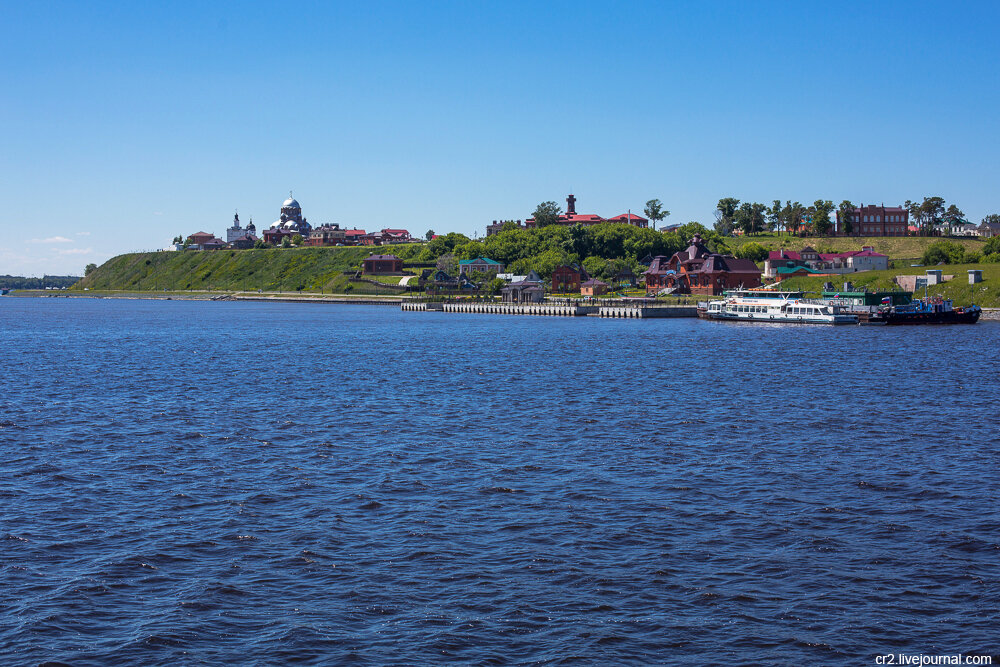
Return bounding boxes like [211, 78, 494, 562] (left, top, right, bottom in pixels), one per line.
[698, 289, 857, 324]
[872, 297, 981, 325]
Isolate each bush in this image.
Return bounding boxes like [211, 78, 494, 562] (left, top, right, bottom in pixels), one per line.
[983, 237, 1000, 256]
[734, 242, 768, 263]
[921, 240, 966, 265]
[982, 252, 1000, 263]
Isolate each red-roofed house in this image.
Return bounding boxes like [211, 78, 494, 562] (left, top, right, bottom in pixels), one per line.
[186, 232, 227, 250]
[606, 212, 649, 228]
[381, 228, 412, 242]
[764, 246, 888, 278]
[342, 229, 367, 245]
[523, 194, 649, 230]
[645, 234, 761, 295]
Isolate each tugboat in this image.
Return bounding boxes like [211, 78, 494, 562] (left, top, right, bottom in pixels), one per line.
[875, 296, 981, 325]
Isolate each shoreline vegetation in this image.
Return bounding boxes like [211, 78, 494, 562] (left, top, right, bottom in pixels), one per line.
[22, 231, 999, 308]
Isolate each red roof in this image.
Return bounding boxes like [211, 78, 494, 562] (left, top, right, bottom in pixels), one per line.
[607, 213, 649, 223]
[769, 248, 887, 261]
[561, 213, 605, 223]
[344, 229, 366, 236]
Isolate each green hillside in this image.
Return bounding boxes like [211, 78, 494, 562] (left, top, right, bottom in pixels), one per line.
[725, 234, 985, 262]
[75, 246, 397, 292]
[778, 262, 1000, 307]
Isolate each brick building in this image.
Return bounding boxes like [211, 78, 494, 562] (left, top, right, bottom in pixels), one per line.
[363, 254, 404, 274]
[551, 264, 586, 293]
[837, 204, 909, 236]
[644, 234, 761, 295]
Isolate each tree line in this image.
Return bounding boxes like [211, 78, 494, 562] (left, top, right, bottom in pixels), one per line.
[385, 221, 732, 281]
[712, 196, 973, 237]
[0, 275, 81, 289]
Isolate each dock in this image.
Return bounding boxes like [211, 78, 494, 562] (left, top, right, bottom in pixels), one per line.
[401, 302, 698, 318]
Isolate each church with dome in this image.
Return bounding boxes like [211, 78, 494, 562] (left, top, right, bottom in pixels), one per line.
[263, 193, 313, 245]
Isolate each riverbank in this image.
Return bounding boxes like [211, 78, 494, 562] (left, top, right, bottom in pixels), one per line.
[9, 289, 999, 321]
[6, 289, 406, 304]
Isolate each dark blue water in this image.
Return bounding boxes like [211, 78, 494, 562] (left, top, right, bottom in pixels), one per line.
[1, 298, 998, 665]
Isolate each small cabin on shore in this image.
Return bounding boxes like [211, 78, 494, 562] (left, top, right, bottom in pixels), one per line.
[363, 254, 404, 275]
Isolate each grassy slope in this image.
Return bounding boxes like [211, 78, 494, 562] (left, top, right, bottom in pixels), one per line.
[778, 262, 1000, 307]
[726, 234, 985, 262]
[76, 246, 383, 292]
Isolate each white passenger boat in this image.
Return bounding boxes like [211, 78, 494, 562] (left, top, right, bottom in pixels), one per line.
[698, 289, 857, 324]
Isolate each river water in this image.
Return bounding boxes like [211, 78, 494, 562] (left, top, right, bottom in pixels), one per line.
[1, 298, 998, 665]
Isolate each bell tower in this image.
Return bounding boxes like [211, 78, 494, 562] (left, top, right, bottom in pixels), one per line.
[566, 193, 576, 215]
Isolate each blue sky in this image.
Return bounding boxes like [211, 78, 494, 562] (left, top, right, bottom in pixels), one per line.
[3, 1, 999, 275]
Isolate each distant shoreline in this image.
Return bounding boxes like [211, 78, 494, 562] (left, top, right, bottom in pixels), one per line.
[4, 290, 405, 305]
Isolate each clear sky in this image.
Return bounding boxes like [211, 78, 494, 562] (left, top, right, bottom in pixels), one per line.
[3, 0, 999, 276]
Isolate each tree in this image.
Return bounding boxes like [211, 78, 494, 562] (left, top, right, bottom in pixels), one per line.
[565, 223, 590, 258]
[767, 200, 782, 233]
[734, 203, 752, 236]
[734, 202, 767, 236]
[811, 200, 834, 236]
[436, 253, 458, 275]
[425, 230, 435, 241]
[837, 201, 855, 236]
[486, 277, 506, 295]
[783, 201, 807, 235]
[643, 199, 669, 230]
[904, 199, 921, 234]
[714, 198, 740, 235]
[750, 203, 767, 235]
[734, 242, 768, 263]
[291, 234, 303, 246]
[254, 239, 268, 249]
[915, 196, 945, 235]
[85, 263, 97, 276]
[942, 204, 964, 236]
[281, 236, 292, 248]
[982, 213, 1000, 227]
[532, 201, 562, 227]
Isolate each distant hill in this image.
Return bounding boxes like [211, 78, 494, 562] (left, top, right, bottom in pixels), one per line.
[76, 247, 385, 292]
[0, 275, 81, 289]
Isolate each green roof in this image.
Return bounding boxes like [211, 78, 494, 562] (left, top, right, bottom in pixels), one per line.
[459, 257, 502, 265]
[776, 266, 821, 274]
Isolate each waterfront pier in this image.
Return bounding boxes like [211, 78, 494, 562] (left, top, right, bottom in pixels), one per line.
[401, 302, 698, 318]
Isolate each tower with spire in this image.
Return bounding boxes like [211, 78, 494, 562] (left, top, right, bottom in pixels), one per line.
[226, 211, 244, 243]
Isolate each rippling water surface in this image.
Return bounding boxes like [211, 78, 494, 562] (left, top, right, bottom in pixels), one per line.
[1, 298, 998, 665]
